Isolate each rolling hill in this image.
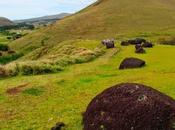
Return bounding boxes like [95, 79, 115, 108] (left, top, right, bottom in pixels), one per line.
[10, 0, 175, 52]
[13, 13, 71, 25]
[0, 17, 14, 26]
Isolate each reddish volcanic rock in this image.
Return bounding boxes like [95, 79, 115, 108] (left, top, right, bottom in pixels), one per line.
[83, 83, 175, 130]
[119, 57, 145, 69]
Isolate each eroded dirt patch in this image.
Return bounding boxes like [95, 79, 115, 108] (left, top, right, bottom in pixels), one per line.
[6, 83, 29, 95]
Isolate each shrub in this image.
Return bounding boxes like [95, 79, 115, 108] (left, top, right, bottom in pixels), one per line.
[0, 53, 23, 64]
[12, 34, 23, 40]
[0, 66, 7, 77]
[32, 64, 63, 75]
[2, 61, 63, 76]
[0, 44, 9, 51]
[17, 62, 63, 75]
[6, 36, 12, 40]
[0, 41, 105, 77]
[20, 64, 33, 75]
[159, 37, 175, 45]
[5, 63, 19, 76]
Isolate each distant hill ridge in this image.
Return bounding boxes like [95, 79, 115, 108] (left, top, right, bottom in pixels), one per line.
[0, 17, 14, 26]
[13, 13, 71, 25]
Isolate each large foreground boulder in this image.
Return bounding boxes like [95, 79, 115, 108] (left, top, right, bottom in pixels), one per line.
[83, 83, 175, 130]
[119, 57, 145, 69]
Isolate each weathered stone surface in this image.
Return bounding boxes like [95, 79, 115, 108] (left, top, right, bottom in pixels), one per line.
[121, 41, 130, 46]
[101, 39, 115, 49]
[128, 38, 146, 45]
[83, 83, 175, 130]
[119, 57, 145, 69]
[142, 42, 153, 48]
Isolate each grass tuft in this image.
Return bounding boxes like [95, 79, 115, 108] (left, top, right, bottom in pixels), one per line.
[23, 88, 44, 96]
[0, 53, 23, 65]
[158, 36, 175, 45]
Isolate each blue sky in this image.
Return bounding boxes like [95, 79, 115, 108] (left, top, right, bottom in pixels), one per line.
[0, 0, 96, 20]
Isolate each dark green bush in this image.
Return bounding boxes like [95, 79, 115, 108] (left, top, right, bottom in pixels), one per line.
[0, 23, 34, 31]
[7, 36, 12, 40]
[159, 37, 175, 45]
[0, 44, 9, 51]
[12, 34, 23, 40]
[33, 65, 63, 75]
[0, 53, 23, 64]
[20, 65, 33, 75]
[19, 63, 63, 75]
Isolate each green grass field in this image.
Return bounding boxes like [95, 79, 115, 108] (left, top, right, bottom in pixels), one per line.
[0, 42, 175, 130]
[1, 0, 175, 129]
[0, 34, 9, 44]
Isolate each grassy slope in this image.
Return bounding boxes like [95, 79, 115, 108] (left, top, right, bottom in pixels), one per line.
[17, 40, 102, 61]
[0, 44, 175, 130]
[0, 17, 13, 26]
[9, 0, 175, 52]
[0, 34, 9, 44]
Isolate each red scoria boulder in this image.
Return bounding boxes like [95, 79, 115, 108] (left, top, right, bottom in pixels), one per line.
[119, 57, 145, 69]
[83, 83, 175, 130]
[142, 41, 153, 48]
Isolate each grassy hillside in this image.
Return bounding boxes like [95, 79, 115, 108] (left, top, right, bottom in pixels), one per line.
[10, 0, 175, 52]
[0, 34, 10, 43]
[0, 44, 175, 129]
[0, 17, 13, 26]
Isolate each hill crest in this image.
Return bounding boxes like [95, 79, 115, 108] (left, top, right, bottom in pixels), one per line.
[0, 17, 14, 26]
[13, 13, 71, 25]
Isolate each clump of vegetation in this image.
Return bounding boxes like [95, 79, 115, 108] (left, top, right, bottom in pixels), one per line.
[0, 49, 104, 77]
[0, 43, 22, 65]
[1, 48, 103, 76]
[23, 88, 44, 96]
[55, 48, 104, 67]
[12, 33, 23, 40]
[0, 40, 105, 77]
[20, 63, 63, 75]
[2, 61, 63, 76]
[0, 23, 34, 31]
[0, 66, 6, 78]
[0, 53, 23, 64]
[0, 44, 9, 51]
[158, 37, 175, 45]
[41, 37, 49, 46]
